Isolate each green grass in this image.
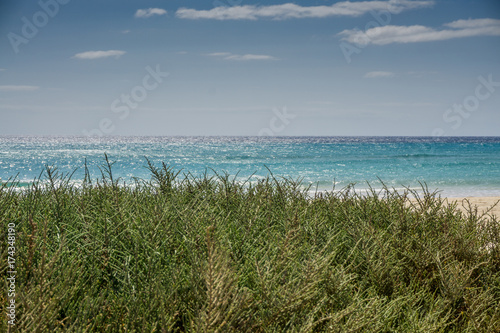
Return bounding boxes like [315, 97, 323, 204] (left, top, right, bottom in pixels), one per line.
[1, 157, 500, 332]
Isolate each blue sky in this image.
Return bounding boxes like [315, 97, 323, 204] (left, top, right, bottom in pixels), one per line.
[1, 0, 499, 136]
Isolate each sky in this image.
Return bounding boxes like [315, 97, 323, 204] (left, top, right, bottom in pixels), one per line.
[0, 0, 499, 136]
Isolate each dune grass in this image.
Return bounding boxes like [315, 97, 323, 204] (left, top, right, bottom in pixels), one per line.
[1, 157, 500, 332]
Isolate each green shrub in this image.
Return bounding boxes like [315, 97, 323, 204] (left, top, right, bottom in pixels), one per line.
[1, 159, 499, 332]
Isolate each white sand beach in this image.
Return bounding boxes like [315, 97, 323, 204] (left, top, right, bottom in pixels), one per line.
[444, 197, 500, 218]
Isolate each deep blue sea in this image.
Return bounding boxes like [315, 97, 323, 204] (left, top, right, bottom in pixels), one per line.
[1, 136, 500, 197]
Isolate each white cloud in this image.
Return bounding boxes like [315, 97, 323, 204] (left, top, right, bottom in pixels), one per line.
[0, 68, 6, 71]
[0, 85, 39, 91]
[121, 30, 131, 34]
[365, 101, 441, 107]
[135, 8, 167, 18]
[176, 0, 434, 20]
[339, 18, 500, 45]
[364, 71, 395, 78]
[206, 52, 232, 57]
[206, 52, 277, 61]
[444, 18, 500, 29]
[72, 50, 126, 60]
[226, 54, 277, 61]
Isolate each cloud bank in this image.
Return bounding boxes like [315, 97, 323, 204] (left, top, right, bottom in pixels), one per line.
[72, 50, 126, 60]
[176, 0, 434, 20]
[339, 18, 500, 45]
[206, 52, 277, 61]
[0, 85, 39, 91]
[135, 8, 167, 18]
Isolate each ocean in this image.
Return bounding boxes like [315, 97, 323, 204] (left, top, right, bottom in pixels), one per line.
[1, 136, 499, 197]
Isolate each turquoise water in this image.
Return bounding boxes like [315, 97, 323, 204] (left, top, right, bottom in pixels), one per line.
[1, 136, 500, 197]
